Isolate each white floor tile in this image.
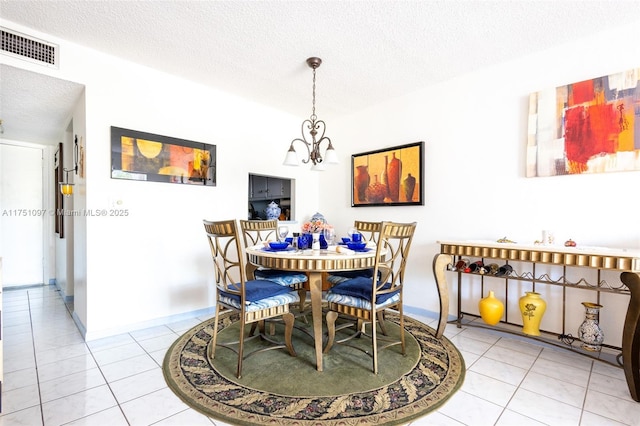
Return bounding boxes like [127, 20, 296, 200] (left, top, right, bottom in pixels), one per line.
[461, 370, 517, 407]
[469, 356, 528, 386]
[483, 344, 539, 370]
[507, 388, 582, 425]
[39, 367, 106, 403]
[64, 406, 130, 426]
[41, 385, 118, 425]
[3, 367, 38, 392]
[1, 383, 41, 415]
[91, 341, 147, 366]
[437, 390, 504, 426]
[495, 409, 546, 425]
[579, 410, 627, 426]
[120, 388, 190, 425]
[135, 332, 179, 353]
[583, 389, 640, 425]
[449, 333, 493, 355]
[0, 405, 43, 426]
[530, 355, 592, 387]
[99, 353, 159, 383]
[520, 371, 586, 408]
[109, 367, 167, 403]
[36, 352, 98, 383]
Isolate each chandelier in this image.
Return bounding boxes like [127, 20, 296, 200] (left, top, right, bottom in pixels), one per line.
[283, 57, 338, 171]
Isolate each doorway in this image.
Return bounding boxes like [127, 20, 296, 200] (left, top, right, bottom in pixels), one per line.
[0, 143, 45, 287]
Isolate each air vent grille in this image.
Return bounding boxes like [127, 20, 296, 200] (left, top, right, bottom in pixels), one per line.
[1, 28, 58, 67]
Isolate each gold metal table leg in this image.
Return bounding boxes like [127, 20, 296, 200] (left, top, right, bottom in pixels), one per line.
[309, 271, 324, 371]
[432, 253, 452, 339]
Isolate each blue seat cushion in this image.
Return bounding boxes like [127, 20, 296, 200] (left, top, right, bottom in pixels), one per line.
[326, 268, 381, 285]
[220, 279, 293, 305]
[328, 276, 398, 304]
[254, 269, 308, 286]
[330, 268, 376, 279]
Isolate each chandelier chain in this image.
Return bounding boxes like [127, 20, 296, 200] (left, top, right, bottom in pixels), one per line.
[311, 67, 317, 120]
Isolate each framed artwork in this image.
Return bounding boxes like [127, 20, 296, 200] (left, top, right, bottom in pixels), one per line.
[110, 127, 216, 186]
[527, 67, 640, 177]
[54, 142, 64, 238]
[351, 141, 424, 207]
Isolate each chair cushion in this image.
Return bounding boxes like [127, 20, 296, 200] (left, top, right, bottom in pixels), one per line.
[220, 292, 299, 312]
[328, 276, 399, 304]
[326, 268, 380, 285]
[254, 269, 308, 286]
[325, 291, 400, 310]
[220, 279, 293, 305]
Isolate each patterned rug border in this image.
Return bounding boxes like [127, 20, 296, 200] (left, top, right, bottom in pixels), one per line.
[163, 312, 465, 426]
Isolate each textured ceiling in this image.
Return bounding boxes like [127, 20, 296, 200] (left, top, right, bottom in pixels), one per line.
[2, 0, 640, 144]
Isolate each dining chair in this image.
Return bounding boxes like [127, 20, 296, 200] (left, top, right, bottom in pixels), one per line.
[326, 220, 382, 285]
[323, 221, 417, 374]
[239, 219, 309, 312]
[203, 219, 299, 378]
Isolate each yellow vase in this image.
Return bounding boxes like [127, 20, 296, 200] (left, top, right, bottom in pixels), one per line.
[478, 291, 504, 326]
[519, 291, 547, 336]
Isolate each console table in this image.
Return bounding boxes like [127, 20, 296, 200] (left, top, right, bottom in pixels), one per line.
[432, 240, 640, 402]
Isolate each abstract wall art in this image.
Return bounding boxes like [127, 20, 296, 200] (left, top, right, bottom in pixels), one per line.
[111, 127, 216, 186]
[527, 67, 640, 177]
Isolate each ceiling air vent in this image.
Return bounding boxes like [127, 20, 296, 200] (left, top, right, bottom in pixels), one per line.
[1, 27, 58, 68]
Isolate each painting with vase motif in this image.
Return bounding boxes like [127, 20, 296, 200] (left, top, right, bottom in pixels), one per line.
[111, 127, 216, 186]
[527, 67, 640, 177]
[351, 141, 424, 207]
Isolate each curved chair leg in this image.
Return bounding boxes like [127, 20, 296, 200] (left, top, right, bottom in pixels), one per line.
[208, 306, 221, 360]
[236, 317, 246, 379]
[298, 288, 307, 313]
[372, 310, 379, 374]
[324, 311, 339, 353]
[283, 312, 297, 357]
[377, 311, 387, 335]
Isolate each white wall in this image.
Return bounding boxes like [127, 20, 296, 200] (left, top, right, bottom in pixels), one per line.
[319, 21, 640, 347]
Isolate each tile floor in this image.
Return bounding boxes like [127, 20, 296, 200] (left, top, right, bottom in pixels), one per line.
[2, 285, 640, 425]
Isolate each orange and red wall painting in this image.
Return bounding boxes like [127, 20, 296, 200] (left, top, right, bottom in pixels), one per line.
[111, 127, 216, 186]
[527, 67, 639, 177]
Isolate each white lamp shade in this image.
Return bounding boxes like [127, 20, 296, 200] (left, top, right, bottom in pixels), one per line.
[310, 161, 326, 171]
[324, 147, 338, 164]
[283, 149, 299, 166]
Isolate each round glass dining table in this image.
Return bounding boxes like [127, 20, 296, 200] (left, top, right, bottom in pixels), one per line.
[245, 245, 378, 371]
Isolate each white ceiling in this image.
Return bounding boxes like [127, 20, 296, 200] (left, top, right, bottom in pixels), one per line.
[2, 0, 640, 145]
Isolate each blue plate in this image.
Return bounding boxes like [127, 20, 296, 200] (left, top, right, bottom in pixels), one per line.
[352, 247, 371, 253]
[262, 246, 293, 252]
[269, 241, 289, 250]
[346, 242, 367, 250]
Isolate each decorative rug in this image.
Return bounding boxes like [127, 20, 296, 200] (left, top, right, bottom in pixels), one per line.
[163, 311, 465, 425]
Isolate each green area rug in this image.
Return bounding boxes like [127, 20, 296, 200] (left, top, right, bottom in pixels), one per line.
[163, 311, 464, 425]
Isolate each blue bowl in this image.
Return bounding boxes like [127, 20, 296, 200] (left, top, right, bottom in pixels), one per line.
[285, 237, 293, 244]
[346, 241, 366, 250]
[269, 241, 289, 250]
[341, 237, 351, 244]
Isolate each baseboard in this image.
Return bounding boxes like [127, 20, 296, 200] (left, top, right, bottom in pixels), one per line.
[82, 306, 217, 342]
